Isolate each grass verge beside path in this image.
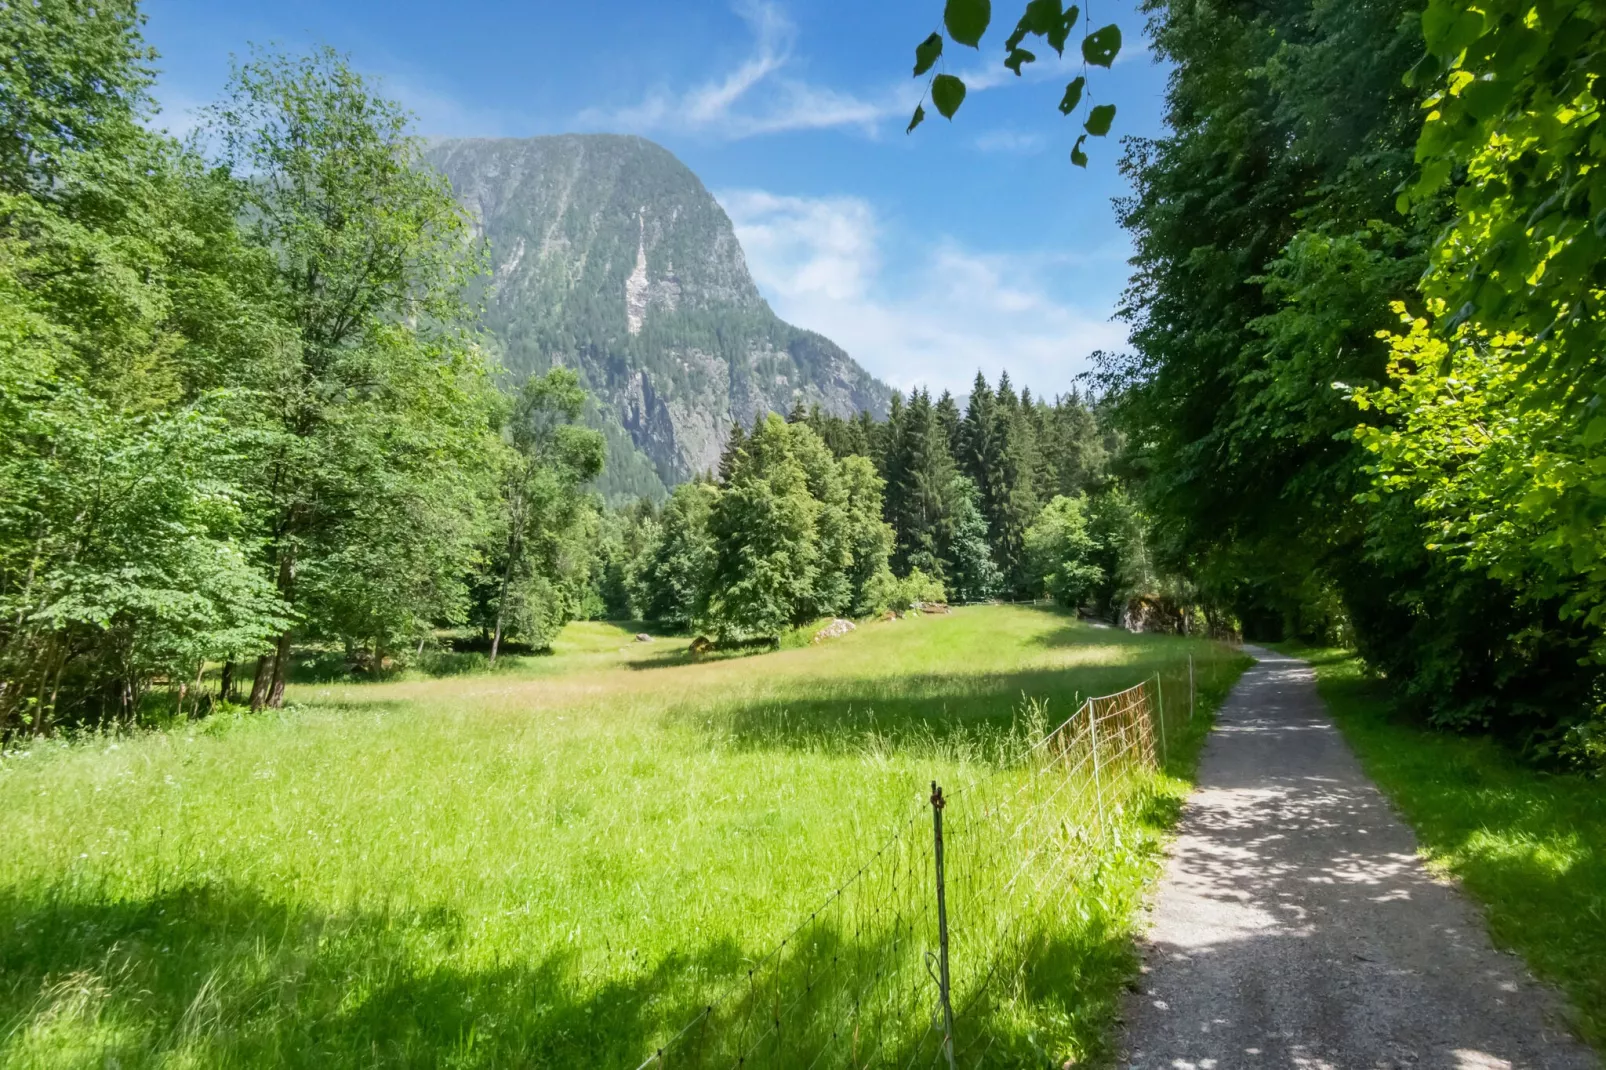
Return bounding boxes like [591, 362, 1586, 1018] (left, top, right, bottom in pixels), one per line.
[0, 607, 1246, 1068]
[1280, 645, 1606, 1050]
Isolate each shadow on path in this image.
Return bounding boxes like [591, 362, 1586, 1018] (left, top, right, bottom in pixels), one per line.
[1121, 647, 1597, 1070]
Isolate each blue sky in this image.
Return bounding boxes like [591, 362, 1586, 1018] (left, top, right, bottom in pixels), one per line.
[144, 0, 1169, 400]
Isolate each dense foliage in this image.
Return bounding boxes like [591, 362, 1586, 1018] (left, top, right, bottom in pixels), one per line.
[1104, 0, 1606, 757]
[0, 4, 595, 732]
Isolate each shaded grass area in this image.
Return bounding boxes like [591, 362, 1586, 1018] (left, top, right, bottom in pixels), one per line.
[1283, 645, 1606, 1050]
[0, 607, 1246, 1068]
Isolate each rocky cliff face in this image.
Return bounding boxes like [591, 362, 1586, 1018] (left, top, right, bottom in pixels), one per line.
[424, 135, 892, 501]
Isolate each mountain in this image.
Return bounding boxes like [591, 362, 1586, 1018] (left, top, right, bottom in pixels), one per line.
[424, 135, 893, 501]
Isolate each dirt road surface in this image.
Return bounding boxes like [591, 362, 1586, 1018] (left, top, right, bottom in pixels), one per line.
[1121, 647, 1596, 1070]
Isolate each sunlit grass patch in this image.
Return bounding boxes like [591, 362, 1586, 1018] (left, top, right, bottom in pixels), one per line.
[0, 606, 1245, 1067]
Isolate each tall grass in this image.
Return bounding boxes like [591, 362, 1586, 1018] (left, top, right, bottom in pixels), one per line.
[0, 606, 1245, 1067]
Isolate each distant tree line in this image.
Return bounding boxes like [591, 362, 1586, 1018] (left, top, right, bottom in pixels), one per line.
[590, 375, 1202, 644]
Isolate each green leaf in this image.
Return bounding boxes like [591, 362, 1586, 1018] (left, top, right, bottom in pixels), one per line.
[1460, 77, 1513, 121]
[1402, 50, 1441, 89]
[914, 33, 944, 76]
[944, 0, 991, 48]
[1049, 5, 1079, 53]
[1421, 0, 1485, 56]
[907, 103, 927, 133]
[1058, 76, 1085, 115]
[1009, 1, 1074, 54]
[1022, 0, 1062, 34]
[931, 73, 968, 118]
[1081, 23, 1122, 67]
[1071, 134, 1088, 167]
[1005, 47, 1037, 75]
[1084, 102, 1115, 136]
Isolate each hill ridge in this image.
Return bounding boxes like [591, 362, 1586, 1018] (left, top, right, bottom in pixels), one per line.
[425, 134, 892, 500]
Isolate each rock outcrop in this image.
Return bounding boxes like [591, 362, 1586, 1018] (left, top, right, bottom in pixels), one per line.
[425, 135, 893, 502]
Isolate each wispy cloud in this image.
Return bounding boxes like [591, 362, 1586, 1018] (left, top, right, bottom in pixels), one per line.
[719, 188, 1128, 398]
[583, 1, 903, 139]
[583, 0, 1139, 144]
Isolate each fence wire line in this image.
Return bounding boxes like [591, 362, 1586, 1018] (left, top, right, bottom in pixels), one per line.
[637, 675, 1172, 1070]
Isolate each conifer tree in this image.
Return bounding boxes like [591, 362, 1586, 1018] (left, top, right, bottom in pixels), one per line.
[854, 410, 884, 469]
[883, 389, 956, 581]
[933, 391, 961, 457]
[789, 420, 853, 618]
[716, 420, 747, 485]
[958, 373, 1039, 596]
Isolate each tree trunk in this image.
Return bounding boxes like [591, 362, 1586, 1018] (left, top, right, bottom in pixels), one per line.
[489, 542, 518, 669]
[189, 662, 206, 718]
[248, 653, 273, 711]
[266, 628, 292, 708]
[255, 543, 296, 710]
[219, 660, 235, 704]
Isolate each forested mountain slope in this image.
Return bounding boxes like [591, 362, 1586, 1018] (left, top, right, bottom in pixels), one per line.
[425, 135, 892, 501]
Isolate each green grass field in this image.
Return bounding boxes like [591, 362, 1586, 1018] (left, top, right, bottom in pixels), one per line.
[0, 606, 1246, 1068]
[1285, 646, 1606, 1049]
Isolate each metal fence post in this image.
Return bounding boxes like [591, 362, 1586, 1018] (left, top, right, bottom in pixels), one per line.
[930, 782, 957, 1070]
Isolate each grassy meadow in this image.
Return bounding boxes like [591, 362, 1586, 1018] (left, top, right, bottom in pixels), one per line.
[1286, 646, 1606, 1049]
[0, 606, 1246, 1068]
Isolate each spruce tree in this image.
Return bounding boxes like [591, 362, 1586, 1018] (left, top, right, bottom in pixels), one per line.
[716, 421, 747, 485]
[884, 389, 956, 581]
[854, 410, 884, 469]
[789, 420, 853, 619]
[994, 376, 1041, 596]
[935, 390, 962, 459]
[958, 372, 1040, 597]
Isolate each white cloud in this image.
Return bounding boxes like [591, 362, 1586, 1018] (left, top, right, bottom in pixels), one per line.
[718, 189, 1128, 399]
[584, 1, 904, 139]
[582, 1, 1141, 144]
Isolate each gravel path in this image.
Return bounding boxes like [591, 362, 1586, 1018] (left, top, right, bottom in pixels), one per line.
[1121, 646, 1596, 1070]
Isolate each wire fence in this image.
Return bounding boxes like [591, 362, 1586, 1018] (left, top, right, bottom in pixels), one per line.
[638, 669, 1186, 1070]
